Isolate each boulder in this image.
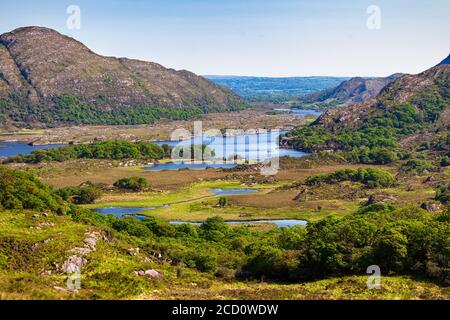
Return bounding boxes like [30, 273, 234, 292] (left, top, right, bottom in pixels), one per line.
[132, 269, 163, 279]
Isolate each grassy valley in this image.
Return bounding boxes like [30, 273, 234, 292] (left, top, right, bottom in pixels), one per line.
[0, 22, 449, 302]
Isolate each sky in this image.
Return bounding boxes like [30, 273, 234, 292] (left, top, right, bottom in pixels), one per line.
[1, 0, 449, 77]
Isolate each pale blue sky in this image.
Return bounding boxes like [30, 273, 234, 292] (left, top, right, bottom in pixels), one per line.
[1, 0, 449, 76]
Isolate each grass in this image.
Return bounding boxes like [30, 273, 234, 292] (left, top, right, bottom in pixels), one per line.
[140, 275, 450, 300]
[0, 129, 45, 137]
[1, 206, 448, 300]
[84, 179, 357, 223]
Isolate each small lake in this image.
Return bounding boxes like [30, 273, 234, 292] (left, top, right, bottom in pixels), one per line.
[274, 108, 323, 117]
[93, 207, 154, 220]
[93, 207, 307, 228]
[0, 141, 65, 157]
[210, 188, 258, 195]
[170, 219, 307, 228]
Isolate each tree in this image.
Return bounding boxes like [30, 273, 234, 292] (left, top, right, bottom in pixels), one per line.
[374, 229, 408, 272]
[218, 196, 228, 207]
[56, 186, 103, 204]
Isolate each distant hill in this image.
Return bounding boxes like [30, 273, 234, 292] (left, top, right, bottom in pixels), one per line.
[0, 27, 245, 127]
[287, 61, 450, 163]
[205, 75, 349, 103]
[437, 54, 450, 66]
[300, 74, 405, 107]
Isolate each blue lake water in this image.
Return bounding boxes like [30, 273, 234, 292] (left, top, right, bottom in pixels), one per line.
[93, 207, 155, 219]
[0, 141, 65, 157]
[170, 219, 307, 228]
[93, 206, 307, 228]
[210, 188, 258, 195]
[147, 130, 307, 171]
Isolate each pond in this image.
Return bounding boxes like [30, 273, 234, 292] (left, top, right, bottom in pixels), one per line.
[210, 188, 258, 195]
[0, 141, 65, 157]
[170, 219, 308, 228]
[93, 207, 155, 220]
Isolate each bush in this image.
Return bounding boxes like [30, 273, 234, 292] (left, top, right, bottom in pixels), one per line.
[402, 159, 437, 173]
[0, 167, 66, 212]
[305, 168, 396, 188]
[200, 216, 231, 241]
[114, 177, 149, 192]
[435, 183, 450, 204]
[243, 245, 286, 279]
[111, 217, 153, 238]
[218, 197, 228, 207]
[56, 186, 103, 204]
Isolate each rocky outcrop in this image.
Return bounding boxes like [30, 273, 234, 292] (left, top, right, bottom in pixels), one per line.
[362, 194, 397, 206]
[59, 231, 107, 274]
[132, 269, 164, 279]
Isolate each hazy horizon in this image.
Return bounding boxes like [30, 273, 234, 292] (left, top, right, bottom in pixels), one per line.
[1, 0, 449, 77]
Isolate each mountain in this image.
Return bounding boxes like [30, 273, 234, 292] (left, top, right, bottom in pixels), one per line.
[0, 27, 245, 127]
[205, 75, 349, 103]
[437, 54, 450, 66]
[301, 74, 404, 107]
[287, 62, 450, 163]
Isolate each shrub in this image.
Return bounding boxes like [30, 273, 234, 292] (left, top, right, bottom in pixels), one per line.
[305, 168, 396, 188]
[402, 159, 437, 173]
[435, 183, 450, 204]
[0, 167, 66, 212]
[200, 216, 231, 241]
[111, 217, 152, 238]
[114, 177, 149, 192]
[56, 186, 103, 204]
[218, 196, 228, 207]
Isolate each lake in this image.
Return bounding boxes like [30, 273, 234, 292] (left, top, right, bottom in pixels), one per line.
[170, 219, 307, 228]
[147, 130, 307, 171]
[0, 129, 308, 171]
[0, 141, 65, 157]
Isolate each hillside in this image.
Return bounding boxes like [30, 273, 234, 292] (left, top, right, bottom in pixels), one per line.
[1, 166, 448, 299]
[300, 74, 404, 108]
[287, 63, 450, 164]
[0, 27, 245, 127]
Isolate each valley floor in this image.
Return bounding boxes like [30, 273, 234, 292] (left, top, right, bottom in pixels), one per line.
[1, 121, 448, 300]
[0, 107, 309, 145]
